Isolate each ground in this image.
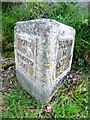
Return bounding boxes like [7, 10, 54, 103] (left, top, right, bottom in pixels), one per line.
[0, 56, 89, 118]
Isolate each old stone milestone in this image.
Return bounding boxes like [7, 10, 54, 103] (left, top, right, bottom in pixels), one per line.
[14, 19, 75, 104]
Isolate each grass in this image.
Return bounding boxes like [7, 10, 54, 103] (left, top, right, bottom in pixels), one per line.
[53, 78, 88, 118]
[2, 88, 41, 118]
[1, 69, 89, 118]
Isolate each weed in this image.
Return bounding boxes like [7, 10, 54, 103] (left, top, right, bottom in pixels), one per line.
[2, 83, 41, 118]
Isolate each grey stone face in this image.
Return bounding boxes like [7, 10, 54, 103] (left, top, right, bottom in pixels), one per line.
[14, 19, 75, 104]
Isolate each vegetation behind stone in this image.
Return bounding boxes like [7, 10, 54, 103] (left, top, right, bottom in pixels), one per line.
[2, 2, 89, 67]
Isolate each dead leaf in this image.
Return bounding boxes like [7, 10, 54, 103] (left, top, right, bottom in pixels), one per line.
[69, 92, 74, 98]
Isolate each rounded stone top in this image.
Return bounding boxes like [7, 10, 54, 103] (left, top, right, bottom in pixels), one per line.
[14, 19, 75, 39]
[15, 19, 75, 31]
[16, 19, 58, 24]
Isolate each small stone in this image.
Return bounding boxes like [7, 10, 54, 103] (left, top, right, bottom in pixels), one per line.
[73, 78, 77, 82]
[46, 106, 52, 112]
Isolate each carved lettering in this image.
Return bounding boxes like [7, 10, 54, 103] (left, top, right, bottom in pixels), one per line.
[56, 37, 73, 78]
[16, 33, 35, 77]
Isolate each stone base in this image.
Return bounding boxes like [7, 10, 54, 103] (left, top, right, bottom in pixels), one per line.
[16, 66, 70, 104]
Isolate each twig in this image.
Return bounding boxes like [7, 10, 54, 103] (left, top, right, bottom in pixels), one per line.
[81, 39, 90, 45]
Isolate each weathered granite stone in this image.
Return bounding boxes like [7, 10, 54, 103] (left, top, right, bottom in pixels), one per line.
[14, 19, 75, 104]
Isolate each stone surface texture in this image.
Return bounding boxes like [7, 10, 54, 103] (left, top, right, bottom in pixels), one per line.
[14, 19, 75, 104]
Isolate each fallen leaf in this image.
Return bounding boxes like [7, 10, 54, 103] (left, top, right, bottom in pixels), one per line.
[69, 92, 74, 98]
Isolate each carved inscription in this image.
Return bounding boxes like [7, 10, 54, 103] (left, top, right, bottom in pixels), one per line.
[16, 33, 35, 77]
[56, 39, 73, 78]
[16, 33, 35, 60]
